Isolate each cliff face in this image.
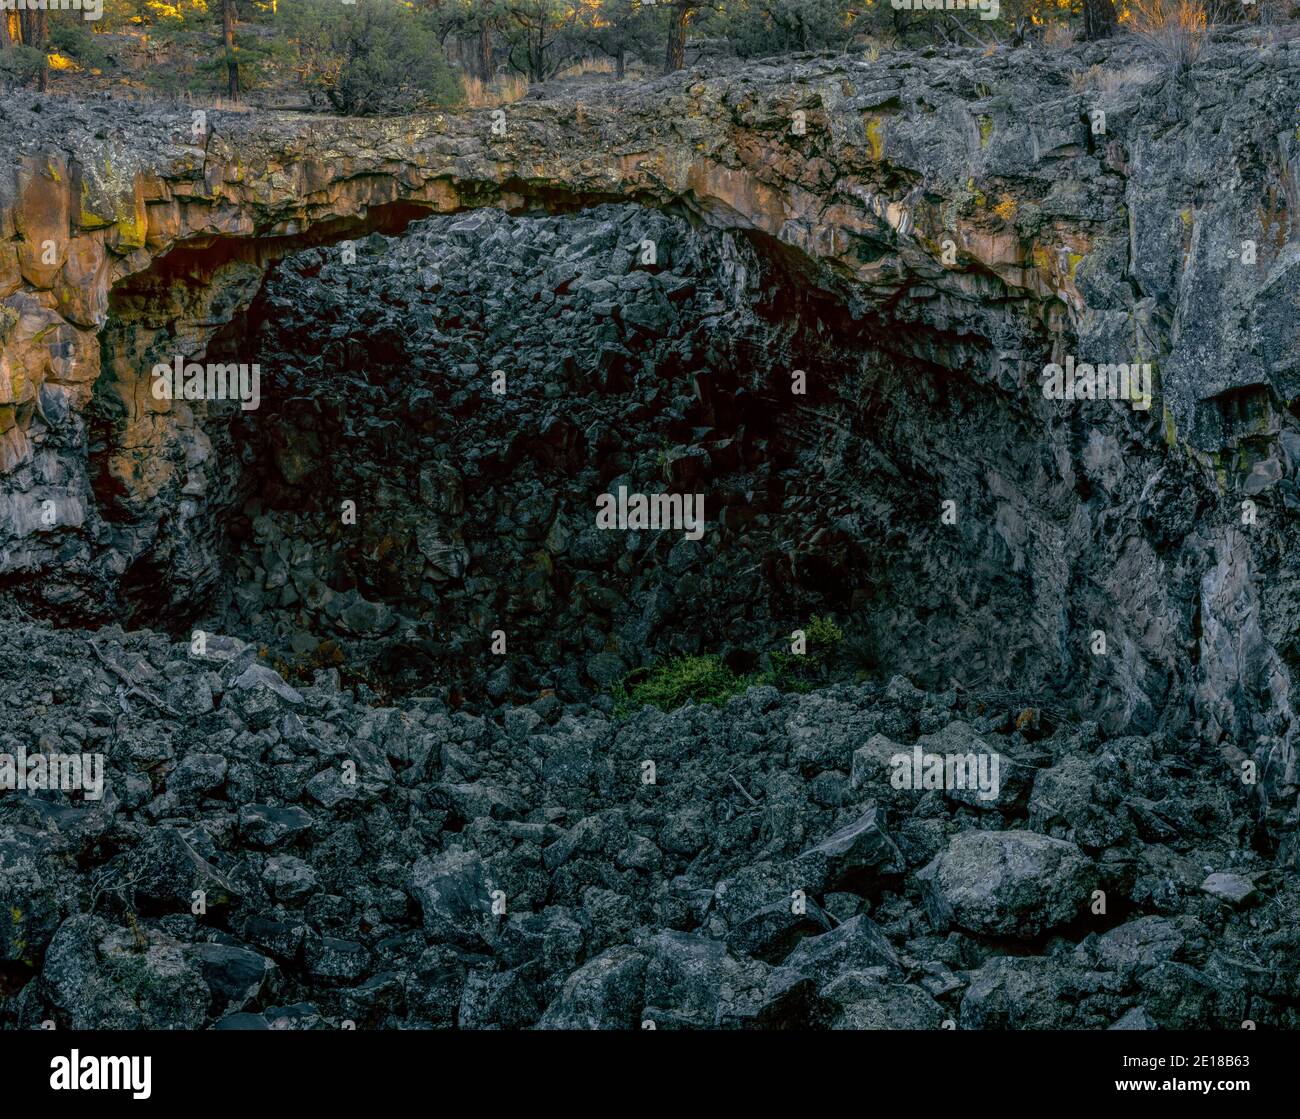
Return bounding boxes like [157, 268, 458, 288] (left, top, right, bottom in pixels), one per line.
[0, 38, 1298, 756]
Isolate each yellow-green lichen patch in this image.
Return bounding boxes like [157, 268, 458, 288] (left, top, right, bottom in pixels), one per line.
[864, 116, 884, 161]
[79, 183, 116, 230]
[113, 206, 148, 251]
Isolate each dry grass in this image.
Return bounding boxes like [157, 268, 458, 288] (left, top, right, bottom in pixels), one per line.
[1044, 22, 1077, 48]
[462, 57, 612, 107]
[86, 87, 258, 112]
[860, 32, 899, 61]
[1069, 60, 1161, 92]
[1128, 0, 1208, 73]
[180, 92, 255, 113]
[462, 72, 529, 108]
[553, 56, 615, 81]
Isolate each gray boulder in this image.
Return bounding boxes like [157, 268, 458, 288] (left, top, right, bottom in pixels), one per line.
[918, 830, 1094, 937]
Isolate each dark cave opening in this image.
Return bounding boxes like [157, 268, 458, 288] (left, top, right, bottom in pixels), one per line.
[73, 202, 1090, 719]
[55, 190, 1207, 742]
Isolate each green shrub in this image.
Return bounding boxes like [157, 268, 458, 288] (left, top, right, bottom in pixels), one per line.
[718, 0, 864, 59]
[614, 618, 852, 717]
[614, 654, 753, 717]
[0, 46, 46, 90]
[765, 614, 845, 691]
[283, 0, 462, 116]
[50, 21, 113, 72]
[805, 614, 844, 650]
[140, 10, 279, 98]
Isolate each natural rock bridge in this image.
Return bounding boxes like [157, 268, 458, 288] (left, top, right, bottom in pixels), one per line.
[0, 38, 1296, 760]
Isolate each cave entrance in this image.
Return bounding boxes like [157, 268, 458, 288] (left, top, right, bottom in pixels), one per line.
[64, 191, 1116, 722]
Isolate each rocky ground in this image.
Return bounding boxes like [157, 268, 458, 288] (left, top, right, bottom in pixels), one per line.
[2, 616, 1295, 1030]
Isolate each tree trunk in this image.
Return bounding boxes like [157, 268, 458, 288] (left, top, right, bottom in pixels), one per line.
[19, 10, 39, 48]
[36, 11, 45, 89]
[615, 46, 625, 81]
[531, 27, 546, 82]
[1, 12, 11, 48]
[478, 22, 493, 83]
[20, 10, 47, 89]
[1081, 0, 1118, 40]
[223, 0, 239, 98]
[665, 6, 687, 73]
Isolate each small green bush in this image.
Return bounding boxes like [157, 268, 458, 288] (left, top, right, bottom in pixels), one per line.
[614, 618, 852, 717]
[805, 614, 844, 650]
[0, 46, 46, 90]
[766, 614, 845, 691]
[614, 654, 753, 717]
